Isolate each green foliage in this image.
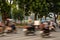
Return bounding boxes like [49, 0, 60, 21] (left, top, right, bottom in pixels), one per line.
[13, 9, 24, 20]
[18, 0, 49, 17]
[0, 0, 11, 21]
[1, 0, 10, 13]
[0, 0, 60, 20]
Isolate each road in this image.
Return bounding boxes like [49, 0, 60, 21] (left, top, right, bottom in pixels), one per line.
[0, 28, 60, 40]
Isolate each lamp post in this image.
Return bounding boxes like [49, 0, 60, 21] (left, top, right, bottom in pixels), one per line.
[8, 0, 13, 19]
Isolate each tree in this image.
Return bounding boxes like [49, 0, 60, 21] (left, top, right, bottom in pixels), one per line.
[47, 0, 60, 23]
[0, 0, 11, 21]
[18, 0, 31, 16]
[13, 8, 24, 21]
[17, 0, 60, 20]
[29, 0, 49, 20]
[18, 0, 49, 20]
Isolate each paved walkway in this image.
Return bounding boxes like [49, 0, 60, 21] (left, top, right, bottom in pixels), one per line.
[0, 28, 60, 40]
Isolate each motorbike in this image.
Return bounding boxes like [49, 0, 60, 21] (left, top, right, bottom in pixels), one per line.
[23, 25, 35, 36]
[41, 27, 50, 38]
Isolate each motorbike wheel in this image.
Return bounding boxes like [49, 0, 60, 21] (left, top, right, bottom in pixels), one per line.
[41, 33, 50, 38]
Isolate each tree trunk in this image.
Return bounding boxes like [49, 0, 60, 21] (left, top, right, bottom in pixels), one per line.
[34, 13, 37, 20]
[54, 12, 58, 23]
[2, 12, 8, 22]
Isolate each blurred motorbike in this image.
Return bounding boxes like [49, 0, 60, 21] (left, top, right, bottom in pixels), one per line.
[40, 22, 50, 38]
[41, 27, 50, 38]
[23, 25, 35, 36]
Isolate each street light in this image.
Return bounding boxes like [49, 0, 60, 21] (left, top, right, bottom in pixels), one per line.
[8, 0, 13, 19]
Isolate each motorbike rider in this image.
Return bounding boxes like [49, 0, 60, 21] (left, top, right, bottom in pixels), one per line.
[39, 21, 50, 37]
[43, 21, 50, 33]
[49, 20, 56, 31]
[27, 22, 35, 32]
[10, 22, 17, 33]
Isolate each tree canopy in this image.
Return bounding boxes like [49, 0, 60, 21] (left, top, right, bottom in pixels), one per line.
[0, 0, 60, 20]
